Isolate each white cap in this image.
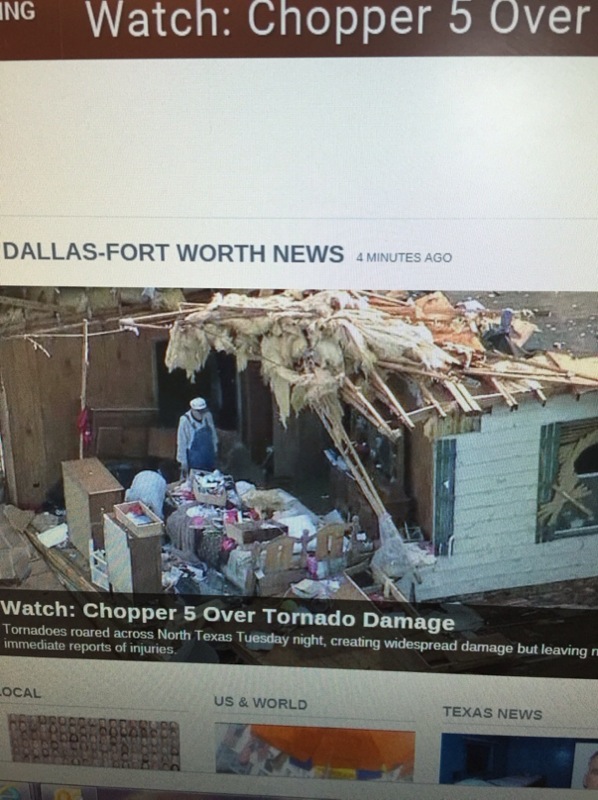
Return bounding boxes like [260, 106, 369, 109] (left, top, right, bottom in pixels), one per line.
[190, 397, 207, 411]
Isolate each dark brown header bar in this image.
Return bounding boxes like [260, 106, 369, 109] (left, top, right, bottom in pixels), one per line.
[0, 0, 596, 60]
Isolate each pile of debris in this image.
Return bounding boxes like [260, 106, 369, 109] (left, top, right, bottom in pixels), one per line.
[121, 291, 598, 544]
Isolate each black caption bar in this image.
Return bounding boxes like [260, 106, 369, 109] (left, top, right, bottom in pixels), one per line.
[0, 589, 597, 678]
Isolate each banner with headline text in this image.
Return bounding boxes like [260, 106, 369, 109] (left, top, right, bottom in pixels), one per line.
[1, 0, 597, 60]
[1, 591, 598, 679]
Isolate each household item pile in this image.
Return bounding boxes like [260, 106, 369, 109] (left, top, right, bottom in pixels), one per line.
[165, 471, 356, 597]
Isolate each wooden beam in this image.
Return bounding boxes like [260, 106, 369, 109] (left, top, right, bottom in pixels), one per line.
[442, 380, 472, 413]
[377, 359, 448, 381]
[343, 377, 398, 440]
[317, 401, 387, 519]
[22, 527, 98, 593]
[467, 366, 597, 388]
[453, 381, 482, 413]
[533, 386, 547, 405]
[370, 370, 415, 429]
[420, 384, 448, 418]
[491, 378, 518, 409]
[0, 295, 73, 313]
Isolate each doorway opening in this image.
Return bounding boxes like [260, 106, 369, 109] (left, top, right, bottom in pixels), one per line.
[155, 342, 238, 430]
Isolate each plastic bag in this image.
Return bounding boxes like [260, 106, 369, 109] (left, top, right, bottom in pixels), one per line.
[371, 513, 409, 578]
[372, 513, 435, 577]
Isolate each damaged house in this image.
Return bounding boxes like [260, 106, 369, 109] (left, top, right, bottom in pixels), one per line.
[0, 288, 597, 602]
[154, 290, 598, 602]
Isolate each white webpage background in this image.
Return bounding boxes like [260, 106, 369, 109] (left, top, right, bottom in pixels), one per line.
[0, 57, 597, 288]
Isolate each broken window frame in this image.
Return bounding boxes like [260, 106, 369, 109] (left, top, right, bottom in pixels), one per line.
[537, 418, 598, 542]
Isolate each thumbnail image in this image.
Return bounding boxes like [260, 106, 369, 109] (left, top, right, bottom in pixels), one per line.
[40, 789, 97, 800]
[571, 743, 598, 790]
[0, 784, 34, 800]
[0, 786, 304, 800]
[215, 722, 415, 781]
[440, 733, 598, 789]
[96, 793, 304, 800]
[0, 288, 597, 608]
[0, 787, 98, 800]
[8, 714, 180, 771]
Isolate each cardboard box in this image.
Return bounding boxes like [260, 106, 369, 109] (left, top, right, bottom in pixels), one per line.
[256, 568, 305, 597]
[223, 549, 256, 594]
[224, 519, 287, 545]
[114, 501, 163, 538]
[192, 473, 228, 507]
[193, 488, 227, 507]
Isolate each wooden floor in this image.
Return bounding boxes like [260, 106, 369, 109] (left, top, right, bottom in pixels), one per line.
[19, 549, 64, 590]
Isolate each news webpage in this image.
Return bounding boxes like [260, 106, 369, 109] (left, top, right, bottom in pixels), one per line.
[1, 2, 598, 798]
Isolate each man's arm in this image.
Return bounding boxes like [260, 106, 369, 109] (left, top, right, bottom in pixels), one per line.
[176, 415, 190, 470]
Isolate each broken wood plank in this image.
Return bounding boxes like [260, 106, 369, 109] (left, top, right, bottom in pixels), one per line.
[420, 384, 448, 418]
[551, 484, 593, 518]
[0, 295, 72, 313]
[466, 366, 597, 388]
[491, 378, 518, 408]
[22, 527, 98, 593]
[533, 386, 547, 405]
[377, 359, 449, 382]
[452, 381, 482, 413]
[317, 401, 387, 518]
[370, 563, 414, 609]
[340, 388, 392, 440]
[442, 380, 473, 413]
[343, 376, 398, 439]
[370, 370, 415, 429]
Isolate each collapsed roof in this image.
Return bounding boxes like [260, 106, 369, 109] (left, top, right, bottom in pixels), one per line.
[0, 287, 195, 336]
[122, 290, 598, 520]
[153, 289, 598, 423]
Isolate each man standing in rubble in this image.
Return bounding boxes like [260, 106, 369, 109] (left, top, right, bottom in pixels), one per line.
[177, 397, 218, 477]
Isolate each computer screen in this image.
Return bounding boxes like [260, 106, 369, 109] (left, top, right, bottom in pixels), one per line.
[0, 2, 597, 798]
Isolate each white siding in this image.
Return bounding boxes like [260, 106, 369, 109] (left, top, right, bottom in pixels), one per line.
[417, 392, 598, 600]
[414, 533, 598, 600]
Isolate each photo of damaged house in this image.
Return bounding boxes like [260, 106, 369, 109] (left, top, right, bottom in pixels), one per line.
[0, 288, 597, 606]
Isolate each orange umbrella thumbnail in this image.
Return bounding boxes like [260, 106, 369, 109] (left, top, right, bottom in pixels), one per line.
[250, 725, 415, 774]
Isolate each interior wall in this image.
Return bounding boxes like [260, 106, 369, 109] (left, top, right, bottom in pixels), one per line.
[272, 409, 330, 505]
[407, 425, 435, 537]
[0, 325, 160, 508]
[0, 376, 16, 504]
[240, 363, 273, 464]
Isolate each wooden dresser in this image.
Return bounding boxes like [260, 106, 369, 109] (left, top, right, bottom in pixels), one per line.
[62, 458, 124, 555]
